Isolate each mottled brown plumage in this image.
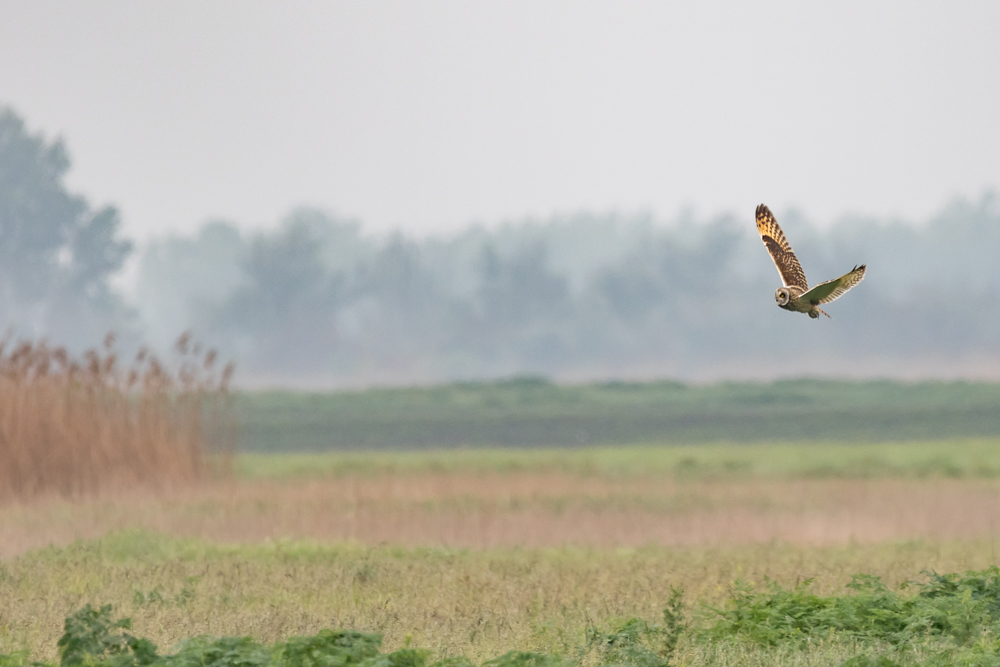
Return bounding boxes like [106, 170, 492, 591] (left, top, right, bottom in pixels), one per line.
[754, 204, 866, 319]
[755, 204, 808, 290]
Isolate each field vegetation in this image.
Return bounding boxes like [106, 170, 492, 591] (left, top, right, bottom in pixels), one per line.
[6, 440, 1000, 555]
[237, 378, 1000, 451]
[236, 438, 1000, 480]
[4, 533, 1000, 666]
[0, 334, 233, 501]
[5, 376, 1000, 665]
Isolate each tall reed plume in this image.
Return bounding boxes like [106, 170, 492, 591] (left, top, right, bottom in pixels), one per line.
[0, 332, 234, 501]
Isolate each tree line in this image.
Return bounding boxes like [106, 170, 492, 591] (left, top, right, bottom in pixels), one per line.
[3, 106, 999, 386]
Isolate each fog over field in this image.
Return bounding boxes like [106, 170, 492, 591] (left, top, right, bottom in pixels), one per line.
[134, 194, 1000, 386]
[1, 3, 997, 387]
[1, 105, 1000, 386]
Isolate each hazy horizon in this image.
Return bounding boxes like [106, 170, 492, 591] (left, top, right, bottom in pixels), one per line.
[2, 3, 1000, 388]
[4, 98, 1000, 387]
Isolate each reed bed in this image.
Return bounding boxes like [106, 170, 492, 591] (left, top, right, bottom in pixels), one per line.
[0, 333, 234, 501]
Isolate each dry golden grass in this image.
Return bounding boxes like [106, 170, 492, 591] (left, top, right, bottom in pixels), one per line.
[6, 444, 1000, 665]
[0, 333, 234, 501]
[3, 531, 997, 664]
[5, 470, 1000, 556]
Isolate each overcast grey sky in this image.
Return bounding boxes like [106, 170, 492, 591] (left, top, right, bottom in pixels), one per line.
[1, 1, 997, 240]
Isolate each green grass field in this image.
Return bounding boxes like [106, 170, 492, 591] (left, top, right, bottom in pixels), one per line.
[235, 438, 1000, 480]
[235, 378, 1000, 451]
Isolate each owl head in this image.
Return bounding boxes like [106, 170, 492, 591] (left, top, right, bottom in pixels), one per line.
[775, 287, 791, 306]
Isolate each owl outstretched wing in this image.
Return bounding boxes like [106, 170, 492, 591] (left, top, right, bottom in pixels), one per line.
[755, 204, 808, 290]
[800, 265, 866, 305]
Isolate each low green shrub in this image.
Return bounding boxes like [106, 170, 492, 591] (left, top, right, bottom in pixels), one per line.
[582, 587, 685, 667]
[4, 606, 555, 667]
[704, 567, 1000, 666]
[279, 630, 384, 667]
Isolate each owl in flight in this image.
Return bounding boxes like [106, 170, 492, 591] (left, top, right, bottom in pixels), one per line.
[755, 204, 866, 319]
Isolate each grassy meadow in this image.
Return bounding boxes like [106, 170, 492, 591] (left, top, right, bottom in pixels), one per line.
[5, 531, 1000, 667]
[5, 379, 1000, 666]
[6, 439, 1000, 665]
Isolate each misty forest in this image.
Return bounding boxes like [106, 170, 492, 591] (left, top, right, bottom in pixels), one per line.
[2, 106, 998, 387]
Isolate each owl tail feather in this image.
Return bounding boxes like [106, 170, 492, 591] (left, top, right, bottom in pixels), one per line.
[816, 308, 831, 319]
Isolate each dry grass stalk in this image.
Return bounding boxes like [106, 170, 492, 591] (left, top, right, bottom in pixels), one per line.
[0, 332, 234, 501]
[6, 473, 1000, 556]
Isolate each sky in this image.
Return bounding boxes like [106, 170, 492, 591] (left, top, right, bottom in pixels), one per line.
[0, 1, 998, 241]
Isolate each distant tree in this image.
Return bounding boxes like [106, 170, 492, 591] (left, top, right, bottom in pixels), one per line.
[0, 107, 133, 344]
[133, 190, 1000, 385]
[477, 241, 570, 324]
[462, 240, 573, 370]
[210, 215, 344, 375]
[345, 234, 455, 372]
[135, 220, 246, 350]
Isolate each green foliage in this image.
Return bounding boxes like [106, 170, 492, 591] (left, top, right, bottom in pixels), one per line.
[706, 575, 909, 645]
[57, 604, 153, 667]
[659, 587, 686, 660]
[709, 571, 1000, 645]
[480, 653, 566, 667]
[840, 658, 902, 667]
[37, 608, 444, 667]
[706, 568, 1000, 665]
[585, 618, 667, 667]
[0, 651, 34, 667]
[236, 380, 1000, 452]
[918, 566, 1000, 616]
[238, 438, 1000, 484]
[166, 637, 271, 667]
[581, 590, 686, 667]
[17, 598, 690, 667]
[278, 630, 382, 667]
[840, 639, 1000, 667]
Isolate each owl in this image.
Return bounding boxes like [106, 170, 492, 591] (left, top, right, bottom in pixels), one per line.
[755, 204, 866, 319]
